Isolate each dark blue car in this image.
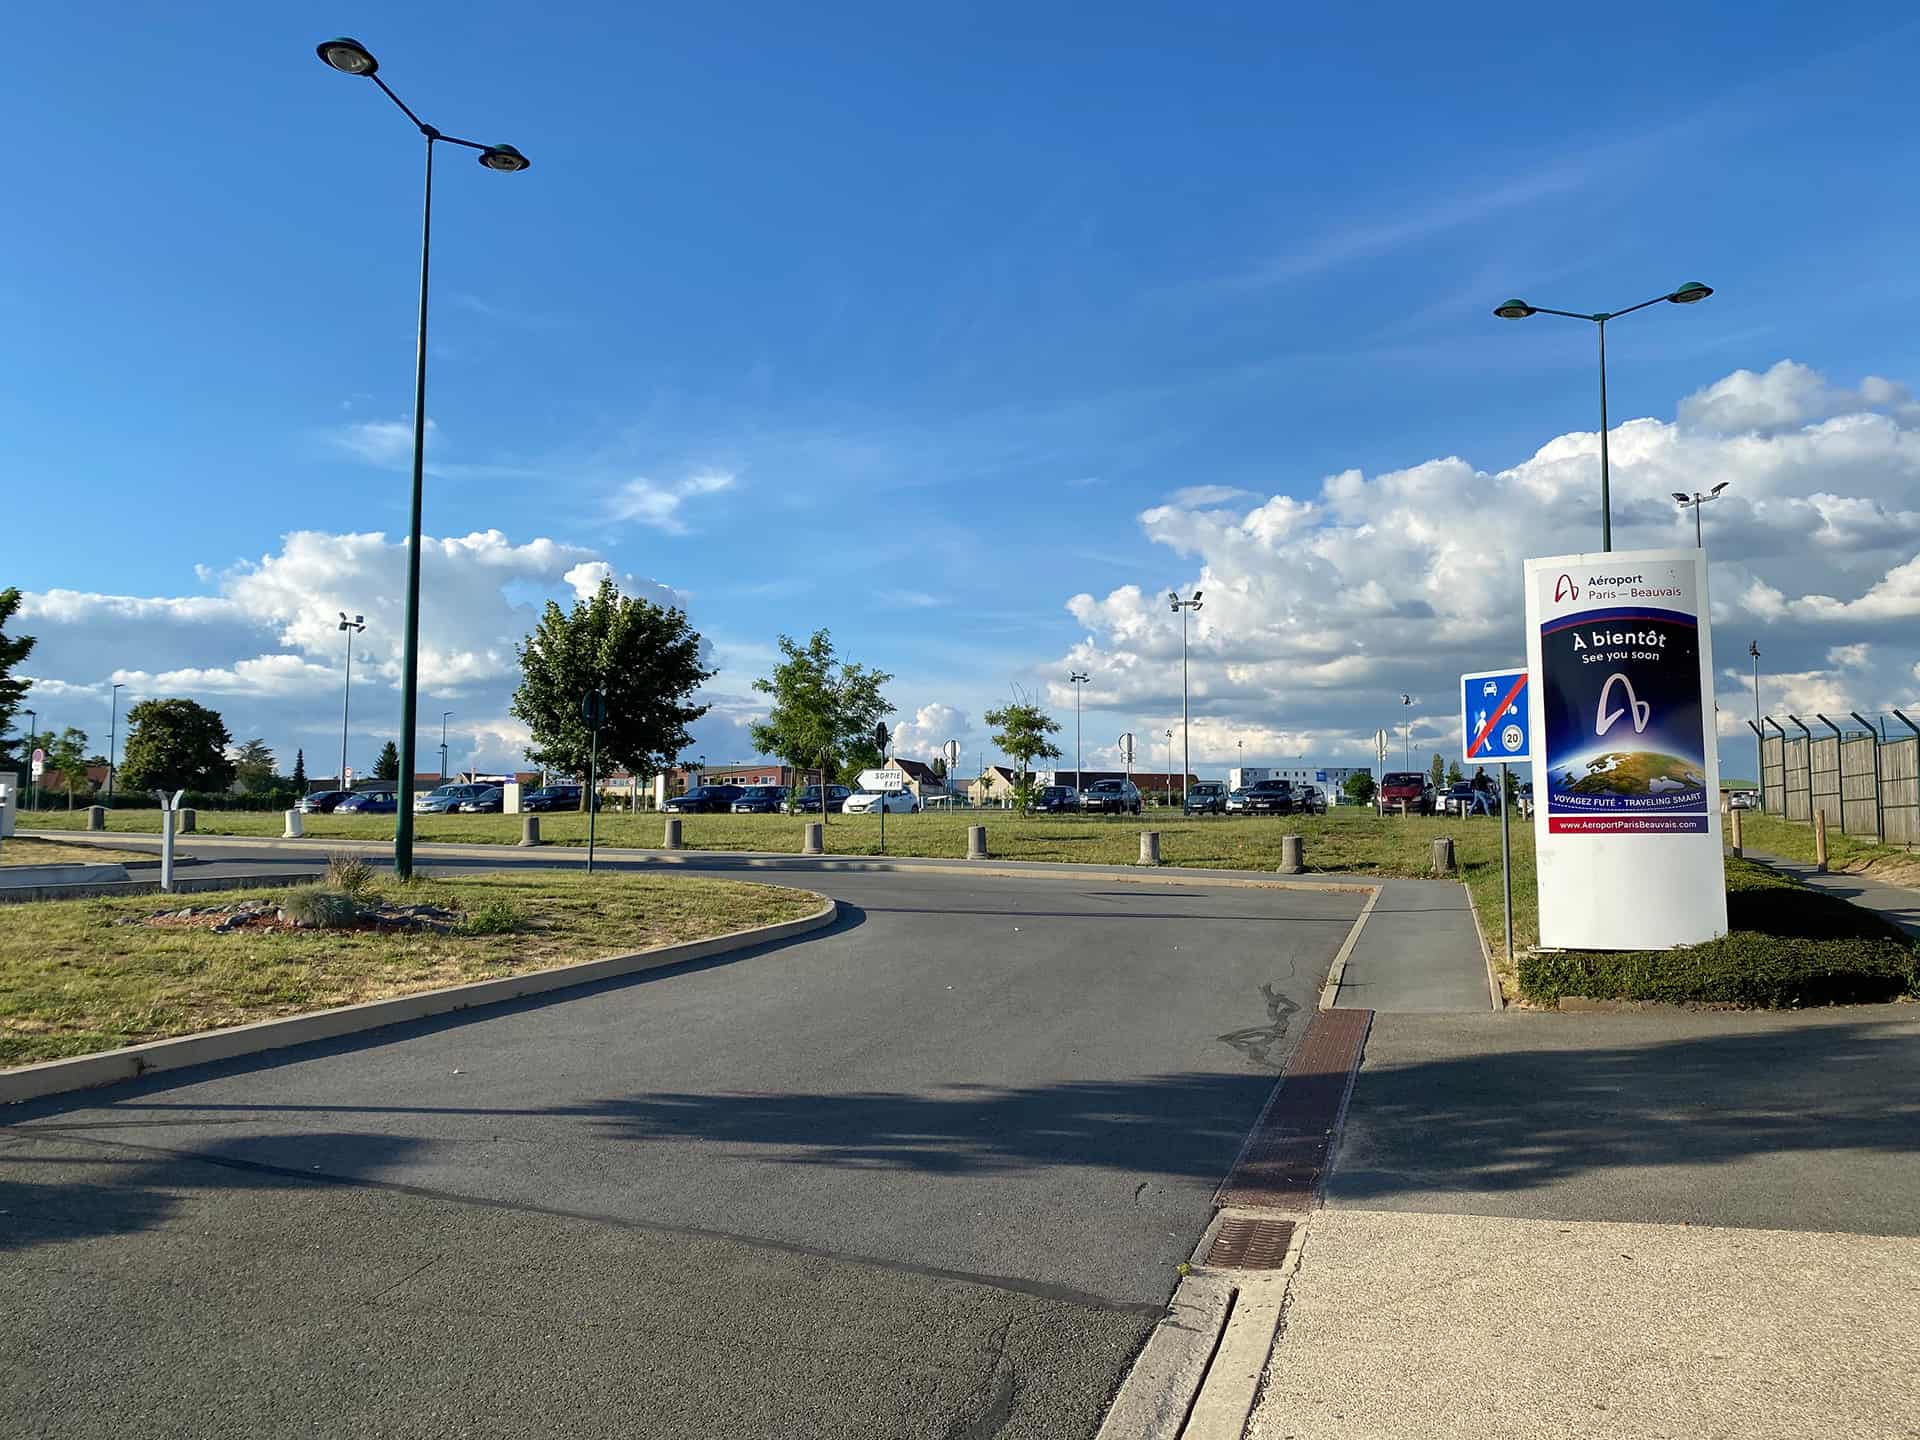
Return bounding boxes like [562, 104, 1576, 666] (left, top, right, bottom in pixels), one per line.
[336, 788, 397, 815]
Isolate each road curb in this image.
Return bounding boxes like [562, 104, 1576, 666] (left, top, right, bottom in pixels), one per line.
[0, 896, 836, 1105]
[1094, 1273, 1234, 1440]
[1317, 883, 1382, 1009]
[1463, 881, 1507, 1010]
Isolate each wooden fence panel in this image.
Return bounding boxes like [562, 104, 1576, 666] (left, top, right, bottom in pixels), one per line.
[1840, 735, 1880, 838]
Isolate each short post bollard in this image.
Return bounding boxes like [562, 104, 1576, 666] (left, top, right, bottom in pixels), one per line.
[179, 807, 196, 834]
[967, 824, 988, 860]
[284, 809, 304, 840]
[520, 815, 542, 847]
[1430, 835, 1456, 876]
[1814, 810, 1829, 872]
[663, 817, 683, 850]
[1730, 805, 1743, 859]
[1138, 830, 1160, 865]
[1278, 834, 1304, 874]
[87, 805, 106, 832]
[802, 821, 824, 856]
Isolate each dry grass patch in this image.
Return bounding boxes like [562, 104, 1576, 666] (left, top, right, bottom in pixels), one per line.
[2, 836, 156, 867]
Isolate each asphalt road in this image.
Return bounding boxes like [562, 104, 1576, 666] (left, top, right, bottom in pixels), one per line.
[3, 852, 1363, 1439]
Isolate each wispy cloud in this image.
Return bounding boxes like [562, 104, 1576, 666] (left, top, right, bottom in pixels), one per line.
[332, 418, 435, 468]
[608, 469, 737, 534]
[878, 589, 944, 609]
[1169, 484, 1254, 507]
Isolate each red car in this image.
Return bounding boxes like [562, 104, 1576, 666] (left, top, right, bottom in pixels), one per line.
[1376, 771, 1435, 815]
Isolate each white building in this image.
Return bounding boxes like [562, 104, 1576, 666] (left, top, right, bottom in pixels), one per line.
[1230, 764, 1371, 802]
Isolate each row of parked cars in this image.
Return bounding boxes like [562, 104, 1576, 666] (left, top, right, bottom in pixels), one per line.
[298, 781, 595, 816]
[1180, 780, 1328, 816]
[662, 783, 924, 816]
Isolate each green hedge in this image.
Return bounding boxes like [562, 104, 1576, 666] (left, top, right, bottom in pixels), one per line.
[1519, 858, 1920, 1007]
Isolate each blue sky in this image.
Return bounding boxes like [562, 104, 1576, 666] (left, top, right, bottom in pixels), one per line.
[8, 4, 1920, 779]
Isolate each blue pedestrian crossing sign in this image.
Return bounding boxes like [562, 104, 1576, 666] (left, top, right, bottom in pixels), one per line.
[1461, 668, 1530, 764]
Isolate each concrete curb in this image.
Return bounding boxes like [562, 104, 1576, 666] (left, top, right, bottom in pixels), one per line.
[1462, 881, 1507, 1010]
[0, 896, 836, 1104]
[1094, 1273, 1234, 1440]
[0, 872, 323, 905]
[1317, 884, 1383, 1010]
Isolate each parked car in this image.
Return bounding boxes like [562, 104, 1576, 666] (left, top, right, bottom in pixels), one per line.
[416, 782, 493, 814]
[297, 789, 353, 814]
[665, 784, 744, 814]
[1295, 784, 1328, 815]
[1081, 778, 1143, 815]
[521, 785, 577, 812]
[731, 785, 789, 814]
[792, 784, 851, 814]
[457, 786, 504, 813]
[1377, 771, 1435, 815]
[1729, 789, 1759, 810]
[336, 788, 397, 815]
[843, 788, 921, 815]
[1034, 784, 1079, 814]
[1185, 781, 1229, 815]
[1224, 787, 1249, 814]
[1242, 779, 1296, 815]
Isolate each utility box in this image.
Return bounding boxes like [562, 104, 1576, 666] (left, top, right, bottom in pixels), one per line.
[501, 781, 523, 814]
[0, 772, 15, 838]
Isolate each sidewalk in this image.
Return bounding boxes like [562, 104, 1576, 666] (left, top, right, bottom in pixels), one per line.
[1737, 845, 1920, 940]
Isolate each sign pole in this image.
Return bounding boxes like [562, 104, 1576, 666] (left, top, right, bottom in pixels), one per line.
[1499, 762, 1513, 972]
[581, 689, 605, 875]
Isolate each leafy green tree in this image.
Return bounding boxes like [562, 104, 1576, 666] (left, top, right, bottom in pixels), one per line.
[232, 738, 277, 793]
[984, 691, 1062, 811]
[1342, 771, 1377, 806]
[749, 630, 893, 813]
[512, 577, 713, 809]
[1429, 752, 1446, 792]
[1445, 761, 1462, 787]
[0, 587, 36, 774]
[373, 740, 401, 781]
[47, 726, 91, 809]
[118, 699, 234, 795]
[292, 748, 307, 793]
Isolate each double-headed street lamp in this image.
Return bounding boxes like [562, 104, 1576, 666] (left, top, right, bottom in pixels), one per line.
[440, 711, 454, 783]
[106, 682, 125, 806]
[1494, 281, 1713, 552]
[1169, 591, 1203, 809]
[317, 36, 530, 878]
[338, 613, 365, 789]
[1068, 671, 1089, 811]
[1673, 481, 1730, 547]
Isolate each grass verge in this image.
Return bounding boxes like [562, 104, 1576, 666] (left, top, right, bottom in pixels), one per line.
[1519, 858, 1919, 1008]
[0, 870, 821, 1069]
[2, 836, 158, 866]
[1737, 810, 1920, 884]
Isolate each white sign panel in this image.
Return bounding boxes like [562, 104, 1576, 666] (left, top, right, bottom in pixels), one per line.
[858, 768, 907, 791]
[1524, 548, 1726, 950]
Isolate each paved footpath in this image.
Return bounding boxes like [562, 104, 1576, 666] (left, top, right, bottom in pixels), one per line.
[1248, 1006, 1920, 1440]
[5, 849, 1421, 1439]
[1738, 844, 1920, 940]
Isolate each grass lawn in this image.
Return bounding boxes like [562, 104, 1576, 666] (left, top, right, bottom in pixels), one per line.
[0, 869, 822, 1070]
[1521, 857, 1918, 1008]
[1737, 809, 1920, 884]
[2, 836, 157, 866]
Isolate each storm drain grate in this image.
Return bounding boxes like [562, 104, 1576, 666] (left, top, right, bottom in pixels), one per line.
[1207, 1216, 1296, 1270]
[1216, 1006, 1373, 1211]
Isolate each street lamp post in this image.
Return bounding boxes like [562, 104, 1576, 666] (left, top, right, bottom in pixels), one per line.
[1163, 728, 1173, 808]
[1068, 671, 1089, 812]
[440, 711, 454, 782]
[317, 36, 531, 879]
[106, 682, 125, 806]
[1494, 282, 1713, 551]
[1400, 693, 1412, 767]
[1673, 482, 1730, 547]
[1169, 591, 1203, 810]
[21, 707, 36, 811]
[1749, 640, 1763, 804]
[338, 613, 365, 790]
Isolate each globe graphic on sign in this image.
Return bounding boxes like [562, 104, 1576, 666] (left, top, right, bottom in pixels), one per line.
[1553, 750, 1703, 797]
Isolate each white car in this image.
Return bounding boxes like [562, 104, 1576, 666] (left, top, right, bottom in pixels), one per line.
[842, 788, 921, 815]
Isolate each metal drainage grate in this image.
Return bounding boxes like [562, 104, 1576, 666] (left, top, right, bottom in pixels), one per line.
[1206, 1216, 1296, 1270]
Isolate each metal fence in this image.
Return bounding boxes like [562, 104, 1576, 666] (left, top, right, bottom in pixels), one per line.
[1750, 712, 1920, 846]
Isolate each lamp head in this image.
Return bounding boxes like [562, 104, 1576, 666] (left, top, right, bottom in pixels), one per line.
[1668, 281, 1712, 304]
[1672, 492, 1691, 504]
[478, 144, 531, 173]
[1710, 481, 1729, 495]
[1493, 298, 1536, 319]
[1749, 640, 1761, 659]
[316, 37, 378, 76]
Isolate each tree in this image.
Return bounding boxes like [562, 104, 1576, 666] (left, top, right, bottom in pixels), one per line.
[1445, 761, 1462, 787]
[373, 740, 401, 781]
[232, 738, 277, 794]
[749, 630, 893, 813]
[0, 587, 36, 775]
[117, 699, 234, 795]
[1342, 771, 1377, 806]
[512, 578, 714, 809]
[292, 748, 307, 793]
[1429, 752, 1446, 791]
[984, 690, 1062, 811]
[47, 727, 90, 809]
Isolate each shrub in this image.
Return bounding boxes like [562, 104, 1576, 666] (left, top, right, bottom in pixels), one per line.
[463, 898, 526, 936]
[1520, 935, 1918, 1008]
[324, 852, 377, 901]
[280, 887, 362, 930]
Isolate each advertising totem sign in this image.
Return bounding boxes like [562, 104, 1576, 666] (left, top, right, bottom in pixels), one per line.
[1524, 548, 1727, 949]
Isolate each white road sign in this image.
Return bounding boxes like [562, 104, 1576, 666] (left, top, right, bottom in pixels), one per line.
[857, 768, 907, 791]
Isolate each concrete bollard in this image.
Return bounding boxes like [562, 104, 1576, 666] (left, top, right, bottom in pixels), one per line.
[802, 821, 824, 856]
[283, 809, 304, 839]
[663, 817, 683, 850]
[87, 805, 105, 832]
[1278, 834, 1304, 874]
[178, 807, 196, 834]
[1138, 830, 1161, 865]
[967, 824, 988, 860]
[520, 815, 542, 847]
[1730, 805, 1743, 859]
[1814, 810, 1829, 873]
[1430, 835, 1456, 875]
